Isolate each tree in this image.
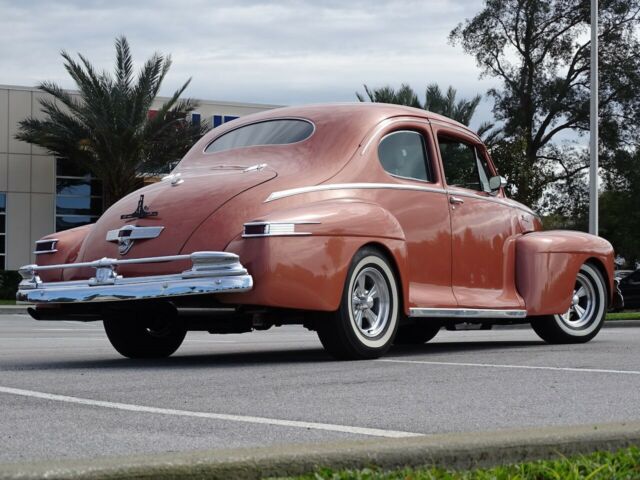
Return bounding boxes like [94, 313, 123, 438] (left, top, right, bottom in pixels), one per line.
[16, 36, 208, 208]
[450, 0, 640, 206]
[356, 83, 499, 145]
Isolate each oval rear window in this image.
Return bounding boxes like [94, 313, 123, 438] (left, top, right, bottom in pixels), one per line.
[205, 119, 314, 154]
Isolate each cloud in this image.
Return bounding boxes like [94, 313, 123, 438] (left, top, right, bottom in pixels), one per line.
[0, 0, 496, 127]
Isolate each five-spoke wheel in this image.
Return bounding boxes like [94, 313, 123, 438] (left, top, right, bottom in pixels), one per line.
[317, 247, 399, 359]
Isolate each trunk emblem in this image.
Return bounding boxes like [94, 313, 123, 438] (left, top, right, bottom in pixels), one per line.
[106, 225, 165, 255]
[121, 195, 158, 220]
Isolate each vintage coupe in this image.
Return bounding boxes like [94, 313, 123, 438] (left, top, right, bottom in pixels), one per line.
[18, 104, 617, 360]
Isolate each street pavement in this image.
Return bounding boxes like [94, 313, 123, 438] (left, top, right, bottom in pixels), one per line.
[1, 314, 639, 464]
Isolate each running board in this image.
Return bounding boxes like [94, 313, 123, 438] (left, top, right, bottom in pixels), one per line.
[409, 308, 527, 319]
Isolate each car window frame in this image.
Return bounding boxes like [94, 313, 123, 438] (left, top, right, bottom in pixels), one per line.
[436, 133, 495, 194]
[203, 117, 316, 154]
[376, 129, 435, 184]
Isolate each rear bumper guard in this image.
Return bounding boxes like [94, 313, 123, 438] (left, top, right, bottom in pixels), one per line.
[17, 252, 253, 304]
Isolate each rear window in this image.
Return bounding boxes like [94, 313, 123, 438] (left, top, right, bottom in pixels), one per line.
[205, 119, 314, 153]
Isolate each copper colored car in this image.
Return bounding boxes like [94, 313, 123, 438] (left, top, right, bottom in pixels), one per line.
[18, 104, 619, 360]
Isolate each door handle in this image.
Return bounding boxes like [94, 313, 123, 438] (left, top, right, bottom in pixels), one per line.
[449, 196, 465, 205]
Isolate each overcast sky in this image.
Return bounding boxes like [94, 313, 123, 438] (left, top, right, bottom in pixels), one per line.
[0, 0, 498, 128]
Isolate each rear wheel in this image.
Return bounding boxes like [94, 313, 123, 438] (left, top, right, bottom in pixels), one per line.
[317, 248, 399, 360]
[103, 305, 187, 359]
[394, 322, 441, 345]
[531, 263, 607, 344]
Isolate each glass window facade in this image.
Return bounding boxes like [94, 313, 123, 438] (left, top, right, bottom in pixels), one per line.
[0, 193, 5, 270]
[56, 159, 103, 232]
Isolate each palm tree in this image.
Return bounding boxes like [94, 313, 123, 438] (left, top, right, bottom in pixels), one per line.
[356, 83, 500, 145]
[16, 36, 208, 208]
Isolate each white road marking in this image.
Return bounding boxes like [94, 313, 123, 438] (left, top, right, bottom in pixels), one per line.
[0, 385, 422, 439]
[379, 359, 640, 376]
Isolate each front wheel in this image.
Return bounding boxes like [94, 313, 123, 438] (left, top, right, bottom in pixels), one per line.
[103, 306, 187, 359]
[531, 263, 607, 344]
[317, 248, 400, 360]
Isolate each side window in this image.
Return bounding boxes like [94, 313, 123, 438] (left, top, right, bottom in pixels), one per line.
[378, 131, 432, 182]
[438, 136, 491, 192]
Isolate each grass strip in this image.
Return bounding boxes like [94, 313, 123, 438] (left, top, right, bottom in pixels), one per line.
[607, 311, 640, 321]
[273, 446, 640, 480]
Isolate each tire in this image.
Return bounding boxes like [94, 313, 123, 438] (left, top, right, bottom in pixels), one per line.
[394, 322, 440, 345]
[103, 305, 187, 359]
[531, 263, 607, 344]
[317, 248, 400, 360]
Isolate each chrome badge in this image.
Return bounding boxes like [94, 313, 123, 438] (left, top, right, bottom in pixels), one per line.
[106, 225, 164, 255]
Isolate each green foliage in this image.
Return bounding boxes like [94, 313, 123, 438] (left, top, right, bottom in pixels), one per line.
[16, 36, 209, 208]
[0, 271, 20, 300]
[450, 0, 640, 209]
[356, 83, 499, 145]
[273, 446, 640, 480]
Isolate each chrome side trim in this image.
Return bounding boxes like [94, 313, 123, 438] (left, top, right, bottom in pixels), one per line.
[161, 172, 184, 186]
[17, 251, 252, 304]
[446, 190, 537, 216]
[242, 221, 320, 238]
[243, 163, 268, 173]
[34, 239, 59, 255]
[265, 183, 446, 202]
[409, 307, 527, 319]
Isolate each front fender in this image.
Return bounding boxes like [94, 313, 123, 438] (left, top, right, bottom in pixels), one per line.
[516, 230, 614, 316]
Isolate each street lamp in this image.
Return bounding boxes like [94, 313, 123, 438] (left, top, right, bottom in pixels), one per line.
[589, 0, 598, 235]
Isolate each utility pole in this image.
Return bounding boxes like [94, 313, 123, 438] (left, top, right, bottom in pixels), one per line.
[589, 0, 599, 235]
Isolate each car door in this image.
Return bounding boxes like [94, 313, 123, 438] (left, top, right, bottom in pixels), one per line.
[365, 122, 457, 309]
[433, 127, 523, 310]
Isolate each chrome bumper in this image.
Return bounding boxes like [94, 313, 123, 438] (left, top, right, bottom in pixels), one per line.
[16, 252, 253, 304]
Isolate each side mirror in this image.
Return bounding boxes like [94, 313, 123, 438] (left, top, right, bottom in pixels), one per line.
[489, 175, 508, 192]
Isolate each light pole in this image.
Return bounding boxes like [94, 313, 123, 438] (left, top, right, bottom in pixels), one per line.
[589, 0, 598, 235]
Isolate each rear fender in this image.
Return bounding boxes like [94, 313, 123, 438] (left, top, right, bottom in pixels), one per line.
[34, 224, 94, 282]
[219, 199, 409, 312]
[516, 231, 614, 316]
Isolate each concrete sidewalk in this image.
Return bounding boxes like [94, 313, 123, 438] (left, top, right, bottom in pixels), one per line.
[0, 421, 639, 479]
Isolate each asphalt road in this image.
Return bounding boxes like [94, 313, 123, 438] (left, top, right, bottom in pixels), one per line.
[1, 314, 640, 464]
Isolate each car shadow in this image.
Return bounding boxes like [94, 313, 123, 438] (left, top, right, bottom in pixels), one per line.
[388, 339, 545, 357]
[5, 339, 549, 371]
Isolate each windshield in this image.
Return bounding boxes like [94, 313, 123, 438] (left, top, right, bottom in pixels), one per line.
[205, 119, 314, 154]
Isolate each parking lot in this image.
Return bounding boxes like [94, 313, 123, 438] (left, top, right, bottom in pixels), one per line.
[1, 313, 640, 464]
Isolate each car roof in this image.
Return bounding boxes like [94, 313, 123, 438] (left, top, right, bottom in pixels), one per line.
[233, 102, 479, 138]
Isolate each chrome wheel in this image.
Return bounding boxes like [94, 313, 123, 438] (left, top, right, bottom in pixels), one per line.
[350, 267, 390, 338]
[532, 263, 607, 344]
[556, 272, 597, 329]
[316, 248, 399, 359]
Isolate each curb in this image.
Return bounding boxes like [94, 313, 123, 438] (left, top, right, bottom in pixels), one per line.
[0, 306, 28, 315]
[1, 421, 640, 479]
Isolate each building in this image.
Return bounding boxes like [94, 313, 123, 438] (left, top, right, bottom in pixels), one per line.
[0, 84, 279, 271]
